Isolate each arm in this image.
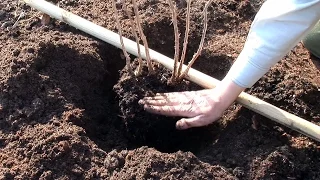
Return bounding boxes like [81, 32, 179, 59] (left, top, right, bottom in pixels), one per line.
[141, 0, 320, 129]
[225, 0, 320, 88]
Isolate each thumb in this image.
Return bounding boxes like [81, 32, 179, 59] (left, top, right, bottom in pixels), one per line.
[176, 115, 209, 130]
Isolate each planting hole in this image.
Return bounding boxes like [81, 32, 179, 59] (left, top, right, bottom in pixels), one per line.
[8, 23, 231, 153]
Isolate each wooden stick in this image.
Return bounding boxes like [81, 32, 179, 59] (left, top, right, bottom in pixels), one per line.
[23, 0, 320, 142]
[237, 93, 320, 142]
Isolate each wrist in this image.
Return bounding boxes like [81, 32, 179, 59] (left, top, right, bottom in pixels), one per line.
[214, 78, 245, 109]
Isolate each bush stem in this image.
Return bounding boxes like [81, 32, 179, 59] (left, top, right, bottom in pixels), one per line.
[179, 0, 212, 80]
[112, 0, 133, 75]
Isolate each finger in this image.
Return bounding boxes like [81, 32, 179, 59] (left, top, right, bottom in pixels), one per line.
[176, 115, 211, 130]
[142, 91, 196, 102]
[142, 96, 168, 101]
[142, 92, 194, 103]
[155, 91, 194, 98]
[139, 99, 180, 106]
[140, 93, 180, 103]
[155, 92, 178, 97]
[143, 104, 195, 117]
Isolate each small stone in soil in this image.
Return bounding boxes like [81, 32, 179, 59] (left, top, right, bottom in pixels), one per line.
[41, 13, 51, 25]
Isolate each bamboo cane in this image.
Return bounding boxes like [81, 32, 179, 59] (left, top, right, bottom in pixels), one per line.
[23, 0, 320, 142]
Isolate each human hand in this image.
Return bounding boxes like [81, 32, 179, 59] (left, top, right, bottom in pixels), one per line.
[138, 79, 245, 130]
[139, 89, 225, 130]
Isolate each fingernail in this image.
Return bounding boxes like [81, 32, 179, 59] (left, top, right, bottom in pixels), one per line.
[176, 121, 184, 130]
[138, 100, 144, 104]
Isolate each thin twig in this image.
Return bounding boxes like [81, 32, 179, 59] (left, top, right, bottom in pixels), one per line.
[168, 0, 180, 82]
[122, 0, 143, 76]
[132, 0, 154, 73]
[179, 0, 212, 80]
[177, 0, 191, 78]
[111, 0, 133, 75]
[12, 11, 25, 29]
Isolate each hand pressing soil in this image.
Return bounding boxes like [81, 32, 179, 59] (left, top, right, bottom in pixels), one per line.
[113, 60, 215, 152]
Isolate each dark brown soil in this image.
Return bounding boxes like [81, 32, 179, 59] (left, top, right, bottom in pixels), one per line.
[0, 0, 319, 179]
[113, 61, 218, 153]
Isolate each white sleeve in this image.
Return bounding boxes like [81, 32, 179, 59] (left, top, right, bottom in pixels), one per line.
[224, 0, 320, 88]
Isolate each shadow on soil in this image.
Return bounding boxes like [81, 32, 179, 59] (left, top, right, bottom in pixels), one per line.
[0, 41, 127, 151]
